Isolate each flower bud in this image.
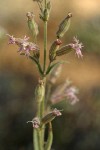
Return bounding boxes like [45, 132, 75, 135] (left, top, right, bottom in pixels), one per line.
[44, 9, 49, 21]
[43, 1, 51, 21]
[35, 79, 45, 102]
[56, 12, 72, 38]
[41, 108, 62, 125]
[49, 39, 62, 62]
[26, 12, 39, 42]
[56, 45, 72, 56]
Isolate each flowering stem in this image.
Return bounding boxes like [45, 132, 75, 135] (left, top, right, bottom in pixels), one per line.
[43, 21, 47, 73]
[42, 0, 48, 146]
[43, 0, 47, 73]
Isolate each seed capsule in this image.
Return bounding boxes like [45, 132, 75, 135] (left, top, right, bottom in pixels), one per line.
[56, 12, 72, 38]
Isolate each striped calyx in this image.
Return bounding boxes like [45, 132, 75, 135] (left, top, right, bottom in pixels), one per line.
[49, 39, 62, 62]
[56, 45, 72, 56]
[41, 108, 62, 125]
[56, 12, 72, 38]
[26, 12, 39, 42]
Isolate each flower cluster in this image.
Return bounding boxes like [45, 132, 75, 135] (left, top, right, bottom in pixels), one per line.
[7, 34, 39, 57]
[69, 36, 83, 58]
[50, 80, 79, 105]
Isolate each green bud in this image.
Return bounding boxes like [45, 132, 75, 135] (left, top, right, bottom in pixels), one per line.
[46, 1, 51, 21]
[49, 39, 62, 62]
[56, 45, 72, 56]
[35, 80, 45, 102]
[43, 9, 49, 21]
[56, 12, 72, 38]
[43, 2, 51, 21]
[26, 12, 39, 42]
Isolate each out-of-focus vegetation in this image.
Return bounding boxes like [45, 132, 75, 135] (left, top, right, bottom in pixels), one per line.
[0, 0, 100, 150]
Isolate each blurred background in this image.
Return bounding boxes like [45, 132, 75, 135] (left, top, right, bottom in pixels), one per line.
[0, 0, 100, 150]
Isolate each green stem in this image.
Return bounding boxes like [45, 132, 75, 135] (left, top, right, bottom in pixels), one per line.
[38, 129, 43, 150]
[37, 101, 41, 118]
[40, 77, 46, 148]
[42, 0, 48, 146]
[34, 128, 43, 150]
[33, 129, 39, 150]
[43, 20, 47, 73]
[34, 0, 48, 149]
[44, 122, 53, 150]
[43, 0, 47, 73]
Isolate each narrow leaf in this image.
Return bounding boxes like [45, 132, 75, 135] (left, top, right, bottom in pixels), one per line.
[46, 61, 68, 75]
